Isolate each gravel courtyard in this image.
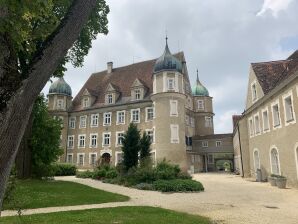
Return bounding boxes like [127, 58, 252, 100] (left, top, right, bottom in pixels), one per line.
[56, 173, 298, 224]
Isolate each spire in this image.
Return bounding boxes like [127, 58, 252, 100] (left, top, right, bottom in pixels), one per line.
[196, 69, 201, 84]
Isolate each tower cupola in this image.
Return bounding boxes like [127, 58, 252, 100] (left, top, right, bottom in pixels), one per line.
[49, 77, 72, 97]
[192, 70, 209, 96]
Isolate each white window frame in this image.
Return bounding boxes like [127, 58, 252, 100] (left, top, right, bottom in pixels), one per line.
[202, 141, 208, 147]
[90, 114, 99, 127]
[115, 151, 124, 166]
[170, 124, 179, 143]
[150, 150, 157, 164]
[67, 153, 73, 163]
[145, 107, 155, 122]
[130, 108, 140, 123]
[170, 100, 178, 117]
[251, 81, 258, 102]
[89, 133, 98, 148]
[83, 97, 90, 108]
[269, 146, 281, 175]
[294, 143, 298, 180]
[107, 94, 113, 104]
[271, 100, 282, 130]
[205, 116, 213, 128]
[254, 113, 261, 135]
[190, 117, 195, 128]
[283, 90, 296, 126]
[116, 131, 125, 146]
[134, 89, 141, 100]
[262, 107, 270, 133]
[253, 148, 260, 172]
[167, 77, 175, 90]
[103, 112, 112, 126]
[69, 117, 76, 129]
[116, 110, 125, 125]
[197, 100, 204, 110]
[216, 141, 222, 147]
[89, 153, 97, 166]
[67, 135, 75, 149]
[102, 132, 111, 147]
[56, 99, 64, 110]
[78, 134, 86, 148]
[77, 153, 85, 166]
[248, 117, 254, 137]
[146, 128, 155, 144]
[79, 115, 87, 129]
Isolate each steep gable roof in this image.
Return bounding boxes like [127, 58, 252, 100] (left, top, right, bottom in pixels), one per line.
[72, 52, 185, 111]
[251, 50, 298, 95]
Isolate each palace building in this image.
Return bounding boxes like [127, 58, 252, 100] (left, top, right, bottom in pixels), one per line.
[48, 40, 234, 172]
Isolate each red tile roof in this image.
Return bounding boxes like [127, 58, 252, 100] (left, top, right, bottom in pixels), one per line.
[71, 52, 185, 111]
[251, 50, 298, 95]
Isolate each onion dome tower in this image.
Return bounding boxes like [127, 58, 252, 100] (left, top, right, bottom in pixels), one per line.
[48, 77, 72, 111]
[192, 71, 209, 96]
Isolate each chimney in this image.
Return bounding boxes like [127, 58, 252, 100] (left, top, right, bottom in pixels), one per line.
[107, 62, 113, 73]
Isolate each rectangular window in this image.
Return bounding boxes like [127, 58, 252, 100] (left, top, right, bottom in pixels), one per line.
[272, 103, 281, 127]
[254, 114, 260, 134]
[67, 135, 75, 149]
[116, 132, 124, 146]
[79, 115, 87, 128]
[185, 136, 192, 146]
[56, 99, 64, 109]
[167, 78, 175, 90]
[262, 109, 269, 131]
[69, 117, 76, 129]
[170, 100, 178, 116]
[216, 141, 222, 147]
[89, 153, 97, 166]
[170, 124, 179, 143]
[284, 96, 294, 122]
[90, 114, 99, 127]
[251, 82, 257, 102]
[103, 133, 111, 146]
[146, 129, 155, 143]
[198, 100, 204, 110]
[185, 115, 190, 125]
[89, 134, 97, 148]
[116, 111, 125, 124]
[202, 141, 208, 147]
[83, 97, 89, 108]
[78, 135, 86, 148]
[78, 154, 84, 166]
[190, 117, 195, 127]
[115, 152, 123, 165]
[107, 94, 113, 104]
[146, 107, 154, 121]
[135, 89, 141, 100]
[205, 116, 213, 127]
[131, 109, 140, 123]
[208, 154, 214, 164]
[249, 118, 254, 137]
[103, 112, 112, 126]
[67, 154, 73, 163]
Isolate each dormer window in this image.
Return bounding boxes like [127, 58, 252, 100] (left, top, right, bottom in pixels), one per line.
[251, 82, 257, 102]
[167, 78, 175, 90]
[107, 94, 113, 104]
[135, 89, 141, 100]
[83, 97, 90, 108]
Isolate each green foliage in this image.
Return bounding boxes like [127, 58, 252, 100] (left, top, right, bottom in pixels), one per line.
[122, 123, 141, 171]
[91, 165, 118, 180]
[106, 169, 118, 179]
[139, 132, 151, 166]
[153, 179, 204, 192]
[0, 0, 109, 77]
[30, 95, 63, 178]
[154, 160, 181, 180]
[134, 183, 154, 191]
[53, 163, 77, 176]
[76, 170, 94, 178]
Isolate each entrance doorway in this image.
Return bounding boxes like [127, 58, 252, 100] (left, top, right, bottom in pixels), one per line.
[101, 153, 111, 165]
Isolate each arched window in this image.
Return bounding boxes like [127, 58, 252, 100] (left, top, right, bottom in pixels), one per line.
[295, 147, 298, 179]
[253, 149, 260, 172]
[270, 148, 280, 175]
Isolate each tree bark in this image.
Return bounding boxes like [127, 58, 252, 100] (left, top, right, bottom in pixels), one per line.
[0, 0, 97, 213]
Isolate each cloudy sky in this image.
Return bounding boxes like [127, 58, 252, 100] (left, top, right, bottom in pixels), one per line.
[43, 0, 298, 133]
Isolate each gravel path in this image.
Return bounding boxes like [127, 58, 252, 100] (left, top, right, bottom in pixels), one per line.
[2, 173, 298, 224]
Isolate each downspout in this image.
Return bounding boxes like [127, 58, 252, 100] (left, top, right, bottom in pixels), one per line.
[64, 112, 69, 163]
[237, 124, 244, 177]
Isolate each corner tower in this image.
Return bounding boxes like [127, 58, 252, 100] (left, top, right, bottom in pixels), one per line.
[192, 70, 214, 135]
[151, 38, 188, 171]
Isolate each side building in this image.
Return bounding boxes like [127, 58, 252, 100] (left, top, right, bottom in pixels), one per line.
[233, 50, 298, 187]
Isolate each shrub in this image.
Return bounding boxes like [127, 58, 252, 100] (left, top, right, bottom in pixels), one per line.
[134, 183, 154, 191]
[153, 179, 204, 192]
[106, 169, 118, 179]
[53, 163, 77, 176]
[177, 172, 192, 180]
[76, 170, 94, 178]
[32, 164, 56, 179]
[133, 166, 156, 183]
[92, 169, 107, 180]
[154, 160, 181, 180]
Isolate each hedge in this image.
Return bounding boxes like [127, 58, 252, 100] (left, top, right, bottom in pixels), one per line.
[53, 163, 77, 176]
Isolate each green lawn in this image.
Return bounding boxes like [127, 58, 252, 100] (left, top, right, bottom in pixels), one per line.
[2, 180, 129, 210]
[0, 206, 211, 224]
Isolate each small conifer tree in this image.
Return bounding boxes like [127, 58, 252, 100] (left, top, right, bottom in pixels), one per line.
[140, 132, 152, 167]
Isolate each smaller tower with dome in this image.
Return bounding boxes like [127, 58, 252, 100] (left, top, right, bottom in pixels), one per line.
[192, 70, 214, 136]
[48, 77, 72, 111]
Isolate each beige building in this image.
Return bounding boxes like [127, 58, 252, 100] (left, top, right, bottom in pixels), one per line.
[233, 50, 298, 187]
[48, 39, 233, 172]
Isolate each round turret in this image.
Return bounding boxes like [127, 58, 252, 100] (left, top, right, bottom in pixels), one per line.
[192, 70, 209, 96]
[49, 77, 72, 96]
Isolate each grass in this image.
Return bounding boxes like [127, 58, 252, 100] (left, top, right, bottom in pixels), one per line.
[2, 179, 129, 210]
[0, 206, 211, 224]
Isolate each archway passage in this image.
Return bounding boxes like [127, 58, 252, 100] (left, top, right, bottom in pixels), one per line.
[215, 159, 234, 172]
[101, 153, 111, 165]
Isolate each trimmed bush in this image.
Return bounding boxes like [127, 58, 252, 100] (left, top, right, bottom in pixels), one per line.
[133, 166, 156, 183]
[106, 169, 118, 179]
[153, 179, 204, 192]
[154, 160, 181, 180]
[53, 163, 77, 176]
[76, 170, 94, 178]
[92, 169, 107, 180]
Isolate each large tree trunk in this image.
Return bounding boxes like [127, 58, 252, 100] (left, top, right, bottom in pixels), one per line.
[0, 0, 97, 213]
[15, 114, 34, 179]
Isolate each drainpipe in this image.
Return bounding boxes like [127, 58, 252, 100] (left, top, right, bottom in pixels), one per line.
[205, 154, 208, 172]
[237, 124, 244, 177]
